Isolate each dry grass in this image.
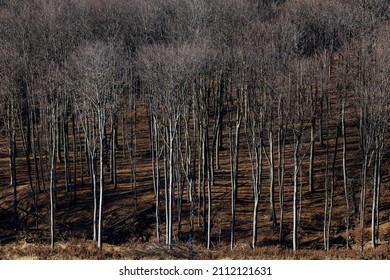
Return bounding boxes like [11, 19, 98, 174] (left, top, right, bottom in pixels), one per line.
[1, 238, 390, 260]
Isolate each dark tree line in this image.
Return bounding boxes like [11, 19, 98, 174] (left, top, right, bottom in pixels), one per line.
[1, 0, 390, 251]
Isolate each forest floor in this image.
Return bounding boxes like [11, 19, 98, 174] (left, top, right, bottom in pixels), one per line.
[1, 237, 390, 260]
[1, 104, 390, 260]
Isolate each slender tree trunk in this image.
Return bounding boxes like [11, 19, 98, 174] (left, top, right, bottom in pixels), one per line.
[98, 109, 105, 250]
[197, 121, 202, 229]
[201, 126, 207, 235]
[371, 136, 383, 248]
[56, 120, 62, 164]
[341, 99, 350, 248]
[230, 103, 241, 250]
[182, 110, 194, 244]
[319, 94, 324, 146]
[163, 126, 169, 244]
[112, 120, 117, 188]
[293, 133, 300, 251]
[49, 112, 57, 248]
[168, 121, 174, 247]
[8, 101, 18, 231]
[151, 115, 160, 242]
[375, 149, 382, 244]
[309, 117, 315, 193]
[278, 126, 286, 243]
[371, 147, 378, 248]
[323, 131, 330, 251]
[360, 151, 369, 251]
[77, 124, 84, 186]
[31, 106, 41, 198]
[327, 127, 338, 250]
[37, 120, 46, 193]
[251, 139, 262, 249]
[63, 118, 70, 194]
[109, 113, 118, 189]
[229, 116, 235, 250]
[207, 142, 212, 250]
[72, 115, 77, 200]
[176, 119, 183, 241]
[269, 129, 276, 226]
[374, 134, 384, 245]
[131, 102, 137, 205]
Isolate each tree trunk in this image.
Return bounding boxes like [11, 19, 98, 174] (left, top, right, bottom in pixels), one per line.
[230, 103, 242, 250]
[252, 140, 262, 249]
[293, 133, 300, 251]
[371, 136, 383, 248]
[151, 115, 161, 242]
[8, 101, 18, 231]
[49, 112, 57, 248]
[72, 115, 77, 200]
[278, 126, 286, 243]
[98, 109, 105, 250]
[309, 117, 315, 193]
[63, 118, 70, 193]
[341, 100, 350, 248]
[323, 131, 330, 251]
[269, 129, 276, 226]
[360, 151, 369, 251]
[168, 121, 174, 247]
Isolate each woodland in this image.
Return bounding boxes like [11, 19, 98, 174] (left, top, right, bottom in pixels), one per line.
[1, 0, 390, 259]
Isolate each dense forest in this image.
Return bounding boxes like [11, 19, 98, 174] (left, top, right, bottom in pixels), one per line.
[1, 0, 390, 258]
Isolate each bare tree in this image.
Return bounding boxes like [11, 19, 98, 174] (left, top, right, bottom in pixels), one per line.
[287, 58, 311, 251]
[137, 41, 205, 246]
[71, 40, 128, 249]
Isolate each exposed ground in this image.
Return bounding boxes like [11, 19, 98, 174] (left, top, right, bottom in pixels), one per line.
[1, 103, 390, 260]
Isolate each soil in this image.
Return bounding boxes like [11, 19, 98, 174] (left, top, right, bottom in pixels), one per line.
[1, 102, 390, 260]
